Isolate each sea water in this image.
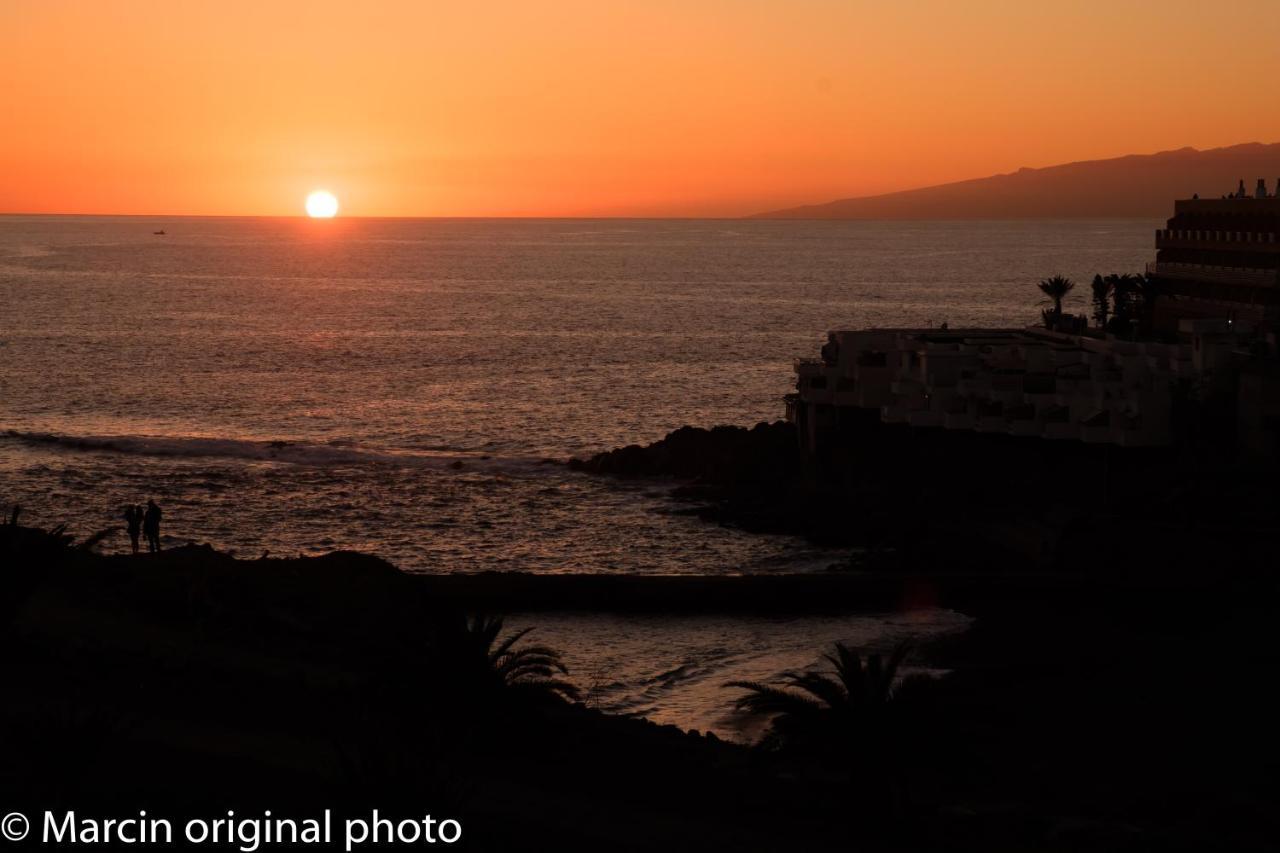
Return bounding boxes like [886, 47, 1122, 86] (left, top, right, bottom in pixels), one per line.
[0, 215, 1152, 733]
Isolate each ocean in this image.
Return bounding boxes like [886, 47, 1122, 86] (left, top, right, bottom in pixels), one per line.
[1, 215, 1154, 735]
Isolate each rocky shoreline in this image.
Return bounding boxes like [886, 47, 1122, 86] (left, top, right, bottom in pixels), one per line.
[570, 420, 1279, 576]
[568, 421, 860, 545]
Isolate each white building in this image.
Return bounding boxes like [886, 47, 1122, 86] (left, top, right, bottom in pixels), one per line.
[788, 321, 1241, 451]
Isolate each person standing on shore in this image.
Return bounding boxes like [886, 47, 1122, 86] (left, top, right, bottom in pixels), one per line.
[142, 500, 162, 553]
[123, 504, 143, 554]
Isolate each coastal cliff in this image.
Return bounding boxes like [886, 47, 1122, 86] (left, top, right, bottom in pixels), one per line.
[571, 420, 1277, 576]
[568, 421, 862, 545]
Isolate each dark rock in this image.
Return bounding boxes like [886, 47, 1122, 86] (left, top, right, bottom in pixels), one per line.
[569, 421, 799, 485]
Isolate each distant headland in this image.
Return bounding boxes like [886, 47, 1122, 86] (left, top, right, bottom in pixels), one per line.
[753, 142, 1280, 219]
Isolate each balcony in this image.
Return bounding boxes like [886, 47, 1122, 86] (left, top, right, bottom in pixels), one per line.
[1155, 229, 1280, 252]
[794, 358, 827, 378]
[1146, 262, 1279, 288]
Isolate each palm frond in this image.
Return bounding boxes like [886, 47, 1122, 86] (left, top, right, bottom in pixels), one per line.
[510, 678, 581, 700]
[461, 615, 577, 702]
[726, 641, 924, 756]
[783, 671, 848, 710]
[466, 615, 505, 652]
[827, 644, 865, 699]
[491, 626, 536, 660]
[500, 657, 569, 680]
[866, 653, 884, 697]
[883, 641, 910, 683]
[724, 680, 824, 717]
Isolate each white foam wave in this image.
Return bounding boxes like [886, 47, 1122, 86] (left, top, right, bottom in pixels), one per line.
[2, 430, 553, 473]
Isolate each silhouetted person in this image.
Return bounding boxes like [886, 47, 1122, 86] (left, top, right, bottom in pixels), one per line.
[143, 500, 162, 553]
[124, 504, 143, 554]
[9, 504, 19, 526]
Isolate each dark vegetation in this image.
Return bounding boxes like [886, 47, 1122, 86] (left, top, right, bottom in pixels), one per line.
[1037, 274, 1075, 323]
[726, 642, 915, 757]
[1039, 271, 1166, 337]
[1084, 272, 1164, 338]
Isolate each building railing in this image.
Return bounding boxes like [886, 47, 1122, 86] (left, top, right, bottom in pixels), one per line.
[1156, 234, 1280, 253]
[1157, 228, 1279, 245]
[794, 358, 829, 377]
[1146, 262, 1279, 287]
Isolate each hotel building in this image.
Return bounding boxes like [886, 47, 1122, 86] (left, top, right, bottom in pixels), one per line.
[788, 185, 1280, 461]
[1149, 178, 1280, 330]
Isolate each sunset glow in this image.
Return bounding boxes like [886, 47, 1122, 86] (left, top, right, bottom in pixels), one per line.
[3, 0, 1280, 217]
[5, 0, 1280, 841]
[305, 191, 339, 218]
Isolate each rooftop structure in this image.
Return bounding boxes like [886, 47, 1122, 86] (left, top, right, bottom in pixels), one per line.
[1148, 179, 1280, 330]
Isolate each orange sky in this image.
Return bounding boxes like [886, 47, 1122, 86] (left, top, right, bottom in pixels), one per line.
[3, 0, 1279, 217]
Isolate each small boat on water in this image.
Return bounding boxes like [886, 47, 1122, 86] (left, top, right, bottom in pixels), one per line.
[153, 229, 166, 235]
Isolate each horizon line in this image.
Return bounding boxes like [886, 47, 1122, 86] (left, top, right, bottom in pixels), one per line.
[6, 140, 1274, 223]
[0, 211, 1168, 223]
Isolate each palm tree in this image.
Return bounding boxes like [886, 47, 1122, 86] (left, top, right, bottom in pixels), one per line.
[1037, 275, 1076, 325]
[725, 642, 912, 755]
[1106, 273, 1137, 330]
[461, 615, 579, 701]
[1090, 274, 1110, 330]
[1133, 273, 1163, 338]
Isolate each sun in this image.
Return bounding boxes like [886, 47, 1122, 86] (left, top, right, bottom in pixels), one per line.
[305, 190, 339, 218]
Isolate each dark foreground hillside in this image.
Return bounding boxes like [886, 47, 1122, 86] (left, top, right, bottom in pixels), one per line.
[0, 525, 814, 851]
[3, 522, 1280, 851]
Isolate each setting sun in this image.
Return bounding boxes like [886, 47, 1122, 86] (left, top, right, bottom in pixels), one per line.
[305, 190, 339, 218]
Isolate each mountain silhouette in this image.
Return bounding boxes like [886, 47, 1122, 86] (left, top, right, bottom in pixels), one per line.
[753, 142, 1280, 219]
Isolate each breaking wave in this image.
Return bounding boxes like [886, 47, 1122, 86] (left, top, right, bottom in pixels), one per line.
[2, 430, 553, 473]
